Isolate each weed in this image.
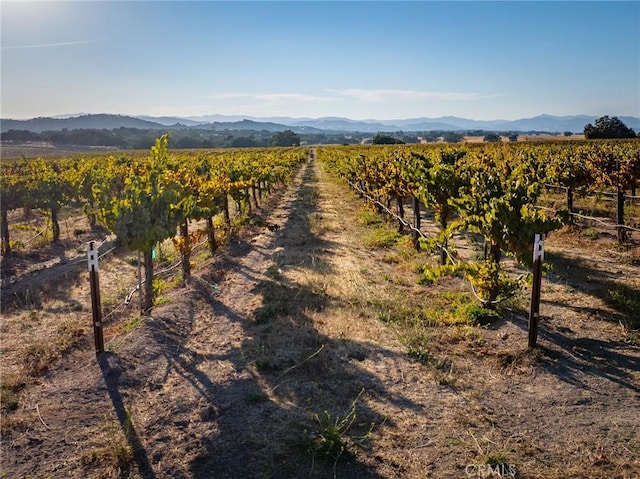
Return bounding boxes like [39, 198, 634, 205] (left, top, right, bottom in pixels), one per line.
[458, 304, 502, 325]
[23, 341, 55, 377]
[266, 264, 282, 280]
[1, 385, 20, 412]
[363, 227, 400, 248]
[56, 320, 86, 351]
[583, 228, 599, 240]
[254, 303, 288, 324]
[123, 315, 143, 333]
[82, 415, 135, 472]
[607, 284, 640, 328]
[486, 452, 510, 467]
[246, 392, 269, 404]
[302, 389, 374, 466]
[152, 277, 166, 300]
[356, 207, 384, 226]
[403, 333, 431, 364]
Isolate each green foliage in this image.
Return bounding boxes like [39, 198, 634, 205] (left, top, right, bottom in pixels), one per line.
[363, 226, 401, 247]
[452, 146, 564, 267]
[302, 389, 372, 463]
[584, 115, 636, 139]
[463, 260, 523, 306]
[271, 129, 301, 147]
[95, 135, 182, 253]
[372, 134, 404, 145]
[607, 284, 640, 328]
[418, 263, 466, 285]
[442, 131, 464, 143]
[483, 133, 502, 142]
[420, 261, 524, 307]
[459, 304, 502, 325]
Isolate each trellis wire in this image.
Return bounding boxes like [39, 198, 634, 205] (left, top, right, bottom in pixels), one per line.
[346, 180, 518, 306]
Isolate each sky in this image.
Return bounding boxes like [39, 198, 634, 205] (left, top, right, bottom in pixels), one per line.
[1, 1, 639, 121]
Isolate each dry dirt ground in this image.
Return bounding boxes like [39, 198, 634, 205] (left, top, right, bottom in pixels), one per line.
[1, 156, 639, 479]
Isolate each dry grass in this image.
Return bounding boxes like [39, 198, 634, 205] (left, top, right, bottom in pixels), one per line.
[2, 157, 639, 478]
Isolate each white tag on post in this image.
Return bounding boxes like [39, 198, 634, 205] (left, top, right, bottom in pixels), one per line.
[87, 241, 99, 271]
[533, 233, 544, 262]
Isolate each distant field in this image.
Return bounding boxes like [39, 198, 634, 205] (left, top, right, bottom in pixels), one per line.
[0, 142, 118, 159]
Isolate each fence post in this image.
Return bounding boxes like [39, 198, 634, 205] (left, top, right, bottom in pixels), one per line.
[412, 196, 421, 250]
[87, 241, 105, 356]
[528, 233, 544, 349]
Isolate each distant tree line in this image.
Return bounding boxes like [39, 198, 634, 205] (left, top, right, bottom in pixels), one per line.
[0, 127, 341, 149]
[6, 119, 634, 151]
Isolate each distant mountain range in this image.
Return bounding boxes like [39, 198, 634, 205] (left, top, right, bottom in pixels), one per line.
[2, 113, 639, 134]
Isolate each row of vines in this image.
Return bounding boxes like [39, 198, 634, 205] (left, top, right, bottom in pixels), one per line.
[1, 136, 309, 310]
[316, 139, 639, 307]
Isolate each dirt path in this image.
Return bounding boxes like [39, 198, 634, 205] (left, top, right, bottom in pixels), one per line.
[2, 157, 639, 479]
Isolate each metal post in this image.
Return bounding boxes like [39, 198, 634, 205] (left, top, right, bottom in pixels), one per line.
[137, 251, 143, 312]
[87, 241, 105, 356]
[412, 196, 421, 250]
[528, 233, 544, 349]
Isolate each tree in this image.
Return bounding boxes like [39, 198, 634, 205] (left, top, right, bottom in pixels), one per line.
[483, 133, 502, 143]
[442, 131, 464, 143]
[271, 130, 300, 147]
[372, 134, 404, 145]
[584, 116, 636, 139]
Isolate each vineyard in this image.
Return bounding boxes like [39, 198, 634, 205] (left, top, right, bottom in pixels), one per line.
[1, 138, 639, 478]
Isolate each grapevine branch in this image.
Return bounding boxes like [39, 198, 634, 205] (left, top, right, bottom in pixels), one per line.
[346, 180, 519, 306]
[346, 180, 458, 264]
[535, 206, 640, 234]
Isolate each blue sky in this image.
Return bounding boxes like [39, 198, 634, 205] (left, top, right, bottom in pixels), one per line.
[1, 1, 639, 121]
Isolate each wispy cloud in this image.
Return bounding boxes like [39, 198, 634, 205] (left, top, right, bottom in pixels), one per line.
[328, 89, 498, 102]
[2, 40, 93, 50]
[208, 92, 335, 103]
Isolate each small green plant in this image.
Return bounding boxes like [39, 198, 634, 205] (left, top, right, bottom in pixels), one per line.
[152, 277, 166, 300]
[253, 304, 278, 324]
[266, 263, 282, 279]
[583, 228, 599, 240]
[486, 452, 510, 467]
[1, 386, 20, 412]
[302, 389, 373, 465]
[363, 226, 400, 247]
[8, 240, 24, 250]
[23, 341, 55, 376]
[607, 284, 640, 328]
[400, 330, 434, 364]
[123, 315, 143, 333]
[356, 207, 384, 226]
[456, 304, 502, 325]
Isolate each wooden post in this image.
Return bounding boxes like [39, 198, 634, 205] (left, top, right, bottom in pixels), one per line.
[87, 241, 105, 356]
[528, 234, 544, 349]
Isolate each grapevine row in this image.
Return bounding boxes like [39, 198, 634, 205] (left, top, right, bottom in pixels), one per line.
[316, 139, 639, 305]
[1, 136, 309, 310]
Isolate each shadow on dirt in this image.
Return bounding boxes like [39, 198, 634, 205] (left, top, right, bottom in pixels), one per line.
[544, 248, 639, 326]
[505, 247, 640, 394]
[102, 159, 424, 478]
[99, 352, 157, 479]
